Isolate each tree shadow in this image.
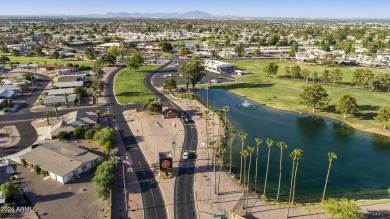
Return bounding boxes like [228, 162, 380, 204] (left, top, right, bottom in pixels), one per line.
[355, 112, 377, 120]
[359, 105, 381, 111]
[363, 210, 390, 218]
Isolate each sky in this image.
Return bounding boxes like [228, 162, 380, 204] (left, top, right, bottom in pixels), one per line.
[1, 0, 390, 19]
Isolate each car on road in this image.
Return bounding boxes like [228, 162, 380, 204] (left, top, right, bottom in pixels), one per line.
[183, 152, 189, 159]
[210, 79, 220, 83]
[31, 143, 39, 149]
[163, 74, 172, 77]
[181, 115, 190, 123]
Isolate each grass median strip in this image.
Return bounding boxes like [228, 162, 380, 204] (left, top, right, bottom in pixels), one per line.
[114, 65, 161, 104]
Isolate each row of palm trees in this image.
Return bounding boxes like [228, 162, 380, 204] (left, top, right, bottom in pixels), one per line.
[237, 134, 338, 217]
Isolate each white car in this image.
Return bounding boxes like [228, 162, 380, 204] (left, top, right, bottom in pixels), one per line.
[183, 152, 189, 159]
[163, 74, 172, 77]
[210, 79, 220, 83]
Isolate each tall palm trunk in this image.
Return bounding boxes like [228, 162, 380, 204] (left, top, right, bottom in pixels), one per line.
[229, 142, 233, 173]
[246, 153, 253, 214]
[286, 159, 296, 219]
[255, 144, 260, 192]
[263, 147, 271, 195]
[277, 148, 284, 201]
[239, 139, 244, 182]
[322, 160, 332, 204]
[243, 155, 247, 210]
[291, 158, 300, 205]
[55, 109, 58, 120]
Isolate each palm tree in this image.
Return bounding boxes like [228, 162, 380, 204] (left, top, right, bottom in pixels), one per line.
[208, 139, 216, 170]
[239, 132, 248, 182]
[322, 152, 337, 204]
[93, 91, 100, 110]
[286, 148, 303, 219]
[52, 102, 61, 120]
[291, 149, 303, 205]
[276, 142, 288, 201]
[246, 146, 255, 214]
[263, 138, 275, 196]
[228, 128, 235, 173]
[240, 149, 249, 210]
[217, 146, 227, 194]
[222, 106, 230, 129]
[254, 138, 263, 193]
[44, 112, 50, 125]
[64, 92, 69, 107]
[18, 82, 28, 96]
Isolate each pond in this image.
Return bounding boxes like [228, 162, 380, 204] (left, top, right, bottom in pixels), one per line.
[196, 89, 390, 202]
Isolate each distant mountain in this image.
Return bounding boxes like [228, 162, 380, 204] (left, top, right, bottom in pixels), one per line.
[85, 10, 217, 18]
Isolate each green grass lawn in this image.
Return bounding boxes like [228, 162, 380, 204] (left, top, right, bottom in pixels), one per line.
[175, 92, 193, 99]
[114, 65, 161, 104]
[6, 56, 93, 67]
[210, 59, 390, 136]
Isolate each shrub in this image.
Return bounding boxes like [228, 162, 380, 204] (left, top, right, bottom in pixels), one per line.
[93, 161, 116, 199]
[103, 141, 112, 154]
[73, 126, 85, 139]
[33, 165, 41, 175]
[2, 108, 9, 113]
[20, 159, 26, 167]
[93, 128, 115, 146]
[324, 198, 362, 219]
[9, 176, 15, 181]
[85, 129, 96, 139]
[57, 131, 70, 141]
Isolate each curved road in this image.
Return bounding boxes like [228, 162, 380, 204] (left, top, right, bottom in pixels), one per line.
[144, 61, 198, 219]
[106, 66, 168, 219]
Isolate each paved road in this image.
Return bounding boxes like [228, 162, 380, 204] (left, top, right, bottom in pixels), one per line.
[105, 66, 168, 219]
[144, 60, 199, 219]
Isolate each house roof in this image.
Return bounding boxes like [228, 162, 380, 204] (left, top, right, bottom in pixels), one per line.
[0, 89, 15, 98]
[44, 94, 77, 105]
[50, 110, 97, 136]
[56, 81, 84, 88]
[47, 88, 75, 96]
[57, 76, 79, 83]
[20, 141, 100, 177]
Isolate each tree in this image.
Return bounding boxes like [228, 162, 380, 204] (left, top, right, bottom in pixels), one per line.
[301, 68, 311, 84]
[93, 161, 116, 199]
[330, 68, 343, 86]
[324, 198, 362, 219]
[142, 98, 163, 114]
[22, 73, 35, 85]
[263, 138, 274, 196]
[246, 146, 254, 214]
[34, 47, 44, 58]
[222, 106, 230, 129]
[375, 106, 390, 129]
[102, 54, 116, 66]
[85, 129, 96, 139]
[310, 71, 318, 83]
[0, 55, 10, 64]
[319, 69, 330, 84]
[254, 138, 263, 192]
[163, 78, 177, 92]
[93, 128, 115, 146]
[263, 63, 279, 78]
[336, 95, 359, 118]
[240, 149, 249, 210]
[286, 149, 304, 218]
[74, 86, 85, 105]
[44, 112, 50, 125]
[57, 131, 70, 141]
[284, 66, 290, 79]
[234, 43, 245, 57]
[290, 65, 301, 80]
[127, 50, 144, 95]
[276, 142, 288, 201]
[17, 82, 28, 95]
[239, 132, 247, 183]
[179, 56, 206, 91]
[73, 126, 85, 140]
[64, 92, 69, 107]
[322, 152, 337, 204]
[291, 149, 303, 205]
[289, 41, 299, 57]
[157, 41, 173, 52]
[217, 146, 227, 195]
[52, 102, 61, 119]
[299, 85, 330, 112]
[11, 49, 20, 56]
[0, 182, 18, 200]
[228, 128, 235, 173]
[178, 44, 189, 57]
[51, 51, 60, 60]
[85, 47, 97, 61]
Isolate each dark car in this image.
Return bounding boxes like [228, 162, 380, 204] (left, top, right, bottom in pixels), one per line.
[181, 116, 190, 123]
[31, 143, 39, 149]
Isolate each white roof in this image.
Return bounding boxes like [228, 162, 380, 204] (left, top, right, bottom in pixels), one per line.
[56, 81, 84, 88]
[44, 94, 77, 104]
[1, 79, 13, 85]
[204, 59, 233, 68]
[47, 88, 75, 96]
[0, 89, 15, 98]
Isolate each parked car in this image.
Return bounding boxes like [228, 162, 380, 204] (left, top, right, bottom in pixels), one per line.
[31, 143, 39, 149]
[211, 79, 220, 83]
[183, 152, 189, 159]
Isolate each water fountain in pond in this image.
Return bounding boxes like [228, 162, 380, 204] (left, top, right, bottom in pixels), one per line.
[237, 100, 256, 110]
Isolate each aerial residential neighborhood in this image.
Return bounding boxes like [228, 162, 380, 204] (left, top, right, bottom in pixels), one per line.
[0, 1, 390, 219]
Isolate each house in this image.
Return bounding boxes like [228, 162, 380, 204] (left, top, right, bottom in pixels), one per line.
[19, 141, 100, 184]
[56, 81, 84, 89]
[47, 88, 75, 96]
[204, 60, 234, 74]
[0, 89, 15, 98]
[44, 94, 77, 107]
[57, 76, 79, 83]
[162, 108, 178, 119]
[1, 79, 13, 85]
[0, 99, 6, 108]
[49, 110, 97, 138]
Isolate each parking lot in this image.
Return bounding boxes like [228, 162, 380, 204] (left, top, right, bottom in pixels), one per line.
[151, 60, 236, 89]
